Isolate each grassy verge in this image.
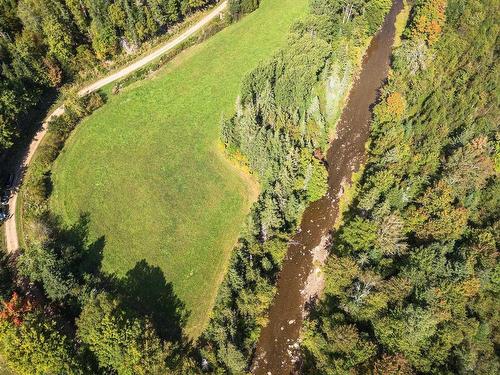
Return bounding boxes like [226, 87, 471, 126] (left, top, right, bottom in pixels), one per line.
[49, 0, 308, 338]
[66, 2, 224, 91]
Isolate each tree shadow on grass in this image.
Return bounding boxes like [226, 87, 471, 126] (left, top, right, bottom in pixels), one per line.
[45, 213, 190, 346]
[117, 259, 190, 344]
[49, 212, 105, 279]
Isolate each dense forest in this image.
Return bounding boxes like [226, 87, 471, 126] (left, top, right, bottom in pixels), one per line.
[0, 0, 220, 157]
[200, 0, 394, 372]
[303, 0, 499, 373]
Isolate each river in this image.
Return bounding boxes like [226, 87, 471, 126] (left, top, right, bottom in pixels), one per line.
[251, 0, 404, 373]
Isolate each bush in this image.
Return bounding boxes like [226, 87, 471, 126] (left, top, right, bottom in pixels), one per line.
[228, 0, 260, 21]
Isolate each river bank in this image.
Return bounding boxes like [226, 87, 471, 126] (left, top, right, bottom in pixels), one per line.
[251, 0, 404, 373]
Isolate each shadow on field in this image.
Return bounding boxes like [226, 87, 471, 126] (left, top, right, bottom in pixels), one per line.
[39, 212, 190, 346]
[50, 213, 105, 278]
[118, 260, 190, 343]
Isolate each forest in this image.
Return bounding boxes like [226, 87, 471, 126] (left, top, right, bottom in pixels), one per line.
[302, 0, 499, 373]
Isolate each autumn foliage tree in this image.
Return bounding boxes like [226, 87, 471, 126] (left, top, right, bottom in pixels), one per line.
[409, 0, 447, 44]
[374, 91, 406, 122]
[0, 301, 82, 375]
[0, 292, 33, 326]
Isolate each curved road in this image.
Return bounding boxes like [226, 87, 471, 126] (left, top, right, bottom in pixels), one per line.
[4, 1, 227, 253]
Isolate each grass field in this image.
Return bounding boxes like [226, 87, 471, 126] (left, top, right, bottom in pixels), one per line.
[50, 0, 308, 337]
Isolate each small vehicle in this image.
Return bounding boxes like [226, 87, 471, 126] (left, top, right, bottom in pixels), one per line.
[1, 191, 9, 205]
[5, 174, 14, 190]
[0, 209, 7, 223]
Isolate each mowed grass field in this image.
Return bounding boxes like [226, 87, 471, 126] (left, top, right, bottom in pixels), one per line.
[50, 0, 308, 337]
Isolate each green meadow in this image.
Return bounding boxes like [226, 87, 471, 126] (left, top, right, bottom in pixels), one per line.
[50, 0, 308, 337]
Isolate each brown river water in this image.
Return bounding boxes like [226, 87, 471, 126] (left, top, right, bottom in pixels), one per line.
[251, 0, 403, 373]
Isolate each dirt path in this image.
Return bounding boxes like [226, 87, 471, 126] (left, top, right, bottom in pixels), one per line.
[3, 1, 228, 253]
[251, 0, 403, 373]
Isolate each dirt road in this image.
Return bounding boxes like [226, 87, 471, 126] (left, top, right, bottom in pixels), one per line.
[3, 1, 228, 253]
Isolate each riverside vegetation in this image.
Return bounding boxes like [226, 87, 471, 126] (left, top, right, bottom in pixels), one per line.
[302, 0, 500, 373]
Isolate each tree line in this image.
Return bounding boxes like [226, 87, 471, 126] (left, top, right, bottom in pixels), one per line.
[302, 0, 499, 373]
